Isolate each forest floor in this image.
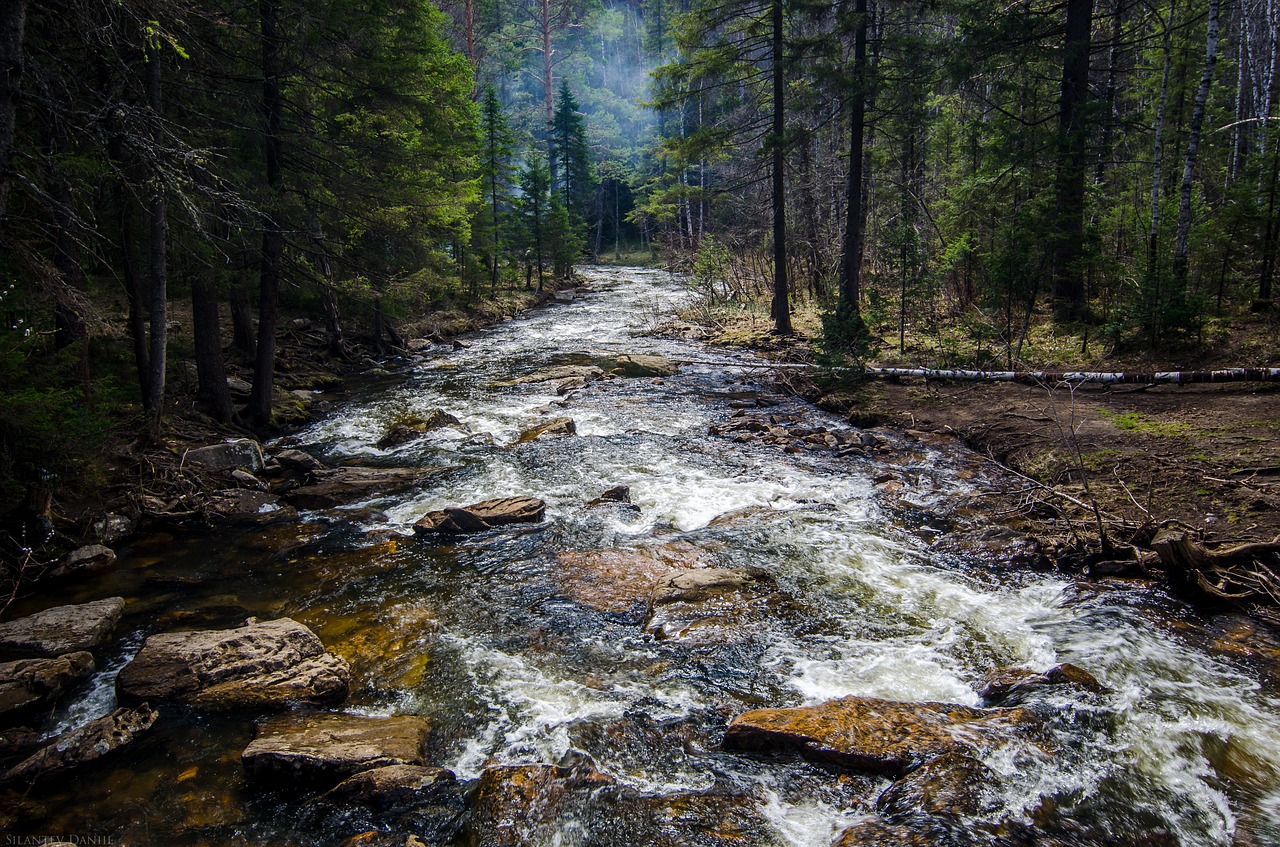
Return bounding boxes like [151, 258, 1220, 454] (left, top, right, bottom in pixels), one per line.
[669, 299, 1280, 615]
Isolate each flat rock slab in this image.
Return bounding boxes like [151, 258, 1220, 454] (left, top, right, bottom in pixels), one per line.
[1, 705, 158, 786]
[288, 466, 453, 510]
[0, 652, 94, 726]
[242, 713, 431, 786]
[516, 417, 576, 444]
[44, 545, 117, 581]
[491, 365, 604, 388]
[321, 764, 466, 840]
[644, 567, 795, 644]
[612, 354, 678, 377]
[723, 695, 1035, 776]
[185, 439, 265, 472]
[204, 490, 299, 526]
[116, 617, 349, 710]
[0, 597, 125, 659]
[414, 496, 545, 535]
[555, 542, 714, 615]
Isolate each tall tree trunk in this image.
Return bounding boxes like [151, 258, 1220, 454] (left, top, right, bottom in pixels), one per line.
[251, 0, 284, 429]
[541, 0, 556, 186]
[109, 129, 150, 402]
[769, 0, 791, 335]
[145, 38, 167, 437]
[1257, 121, 1280, 302]
[1050, 0, 1094, 322]
[1094, 0, 1126, 186]
[837, 0, 868, 339]
[191, 275, 236, 424]
[1171, 0, 1220, 294]
[0, 0, 26, 225]
[1148, 0, 1176, 276]
[230, 286, 256, 360]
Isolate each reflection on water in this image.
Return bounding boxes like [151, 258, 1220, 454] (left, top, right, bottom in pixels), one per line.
[8, 267, 1280, 846]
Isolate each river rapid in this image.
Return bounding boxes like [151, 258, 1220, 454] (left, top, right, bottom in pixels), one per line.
[15, 266, 1280, 846]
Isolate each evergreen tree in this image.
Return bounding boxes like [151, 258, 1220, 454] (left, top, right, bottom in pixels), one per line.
[480, 84, 517, 293]
[552, 78, 596, 243]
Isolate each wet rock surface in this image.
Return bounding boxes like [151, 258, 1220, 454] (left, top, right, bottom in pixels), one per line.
[555, 542, 714, 616]
[320, 764, 466, 840]
[203, 489, 299, 526]
[517, 416, 577, 443]
[43, 545, 117, 581]
[185, 439, 265, 472]
[376, 409, 463, 449]
[0, 597, 125, 659]
[116, 617, 350, 709]
[467, 763, 614, 847]
[413, 496, 546, 534]
[242, 713, 432, 787]
[1, 705, 158, 786]
[0, 652, 94, 725]
[492, 364, 604, 387]
[287, 466, 454, 509]
[723, 695, 1036, 775]
[611, 353, 678, 377]
[978, 662, 1107, 706]
[644, 567, 796, 644]
[875, 752, 1001, 821]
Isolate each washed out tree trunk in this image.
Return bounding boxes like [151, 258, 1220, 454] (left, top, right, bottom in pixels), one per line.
[769, 0, 791, 335]
[1171, 0, 1220, 294]
[0, 0, 26, 224]
[835, 0, 868, 341]
[145, 36, 167, 437]
[1050, 0, 1094, 322]
[191, 275, 236, 424]
[251, 0, 285, 429]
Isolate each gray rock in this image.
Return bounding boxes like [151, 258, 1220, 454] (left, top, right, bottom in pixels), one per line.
[274, 448, 328, 472]
[226, 376, 253, 398]
[875, 752, 1001, 821]
[516, 417, 576, 444]
[413, 496, 546, 535]
[230, 469, 268, 491]
[185, 439, 265, 472]
[0, 597, 125, 659]
[44, 545, 116, 581]
[242, 713, 431, 786]
[492, 365, 603, 387]
[117, 617, 349, 710]
[0, 652, 94, 725]
[287, 466, 453, 510]
[91, 513, 135, 544]
[203, 490, 298, 526]
[612, 354, 677, 377]
[1, 705, 158, 786]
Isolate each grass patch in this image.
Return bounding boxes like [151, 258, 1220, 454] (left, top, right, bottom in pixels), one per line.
[1099, 410, 1195, 437]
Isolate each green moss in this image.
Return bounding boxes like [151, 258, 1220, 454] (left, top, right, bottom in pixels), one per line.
[1099, 409, 1194, 437]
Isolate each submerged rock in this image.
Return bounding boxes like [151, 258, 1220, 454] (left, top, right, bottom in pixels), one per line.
[644, 567, 794, 644]
[203, 490, 298, 526]
[555, 542, 713, 616]
[322, 764, 465, 840]
[413, 496, 546, 534]
[516, 417, 576, 444]
[116, 617, 349, 710]
[242, 713, 431, 787]
[875, 752, 1001, 821]
[43, 544, 117, 581]
[586, 485, 631, 506]
[723, 695, 1036, 775]
[376, 409, 463, 449]
[1, 705, 158, 786]
[0, 597, 125, 659]
[978, 663, 1107, 706]
[287, 466, 453, 510]
[831, 815, 987, 847]
[491, 365, 603, 388]
[468, 763, 614, 847]
[612, 354, 678, 377]
[0, 652, 94, 726]
[185, 439, 265, 472]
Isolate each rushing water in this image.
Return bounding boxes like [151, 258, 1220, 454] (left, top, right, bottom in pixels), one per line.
[11, 266, 1280, 846]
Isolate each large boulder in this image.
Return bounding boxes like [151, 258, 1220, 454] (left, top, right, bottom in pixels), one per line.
[185, 439, 265, 472]
[287, 466, 453, 510]
[242, 713, 431, 787]
[43, 545, 117, 581]
[116, 617, 349, 710]
[612, 354, 678, 377]
[0, 597, 125, 659]
[203, 490, 298, 526]
[722, 695, 1036, 776]
[555, 542, 712, 616]
[1, 705, 158, 786]
[644, 567, 794, 644]
[977, 663, 1107, 706]
[0, 652, 95, 726]
[413, 496, 545, 535]
[516, 417, 576, 444]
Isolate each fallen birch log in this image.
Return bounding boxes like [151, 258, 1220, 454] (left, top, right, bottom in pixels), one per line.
[861, 367, 1280, 385]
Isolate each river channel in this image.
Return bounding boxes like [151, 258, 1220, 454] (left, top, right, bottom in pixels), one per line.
[13, 266, 1280, 846]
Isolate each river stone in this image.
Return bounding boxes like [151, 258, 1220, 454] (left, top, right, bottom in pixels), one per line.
[722, 695, 1036, 776]
[556, 543, 712, 616]
[274, 448, 327, 472]
[203, 489, 299, 526]
[875, 752, 1001, 821]
[0, 652, 94, 725]
[468, 763, 614, 847]
[831, 815, 991, 847]
[1, 705, 158, 786]
[43, 544, 117, 581]
[376, 409, 463, 449]
[339, 835, 428, 847]
[612, 353, 678, 377]
[185, 439, 265, 472]
[978, 663, 1107, 706]
[241, 713, 431, 786]
[644, 567, 793, 644]
[587, 485, 631, 506]
[91, 513, 135, 544]
[116, 617, 350, 710]
[516, 416, 576, 444]
[491, 365, 603, 387]
[0, 597, 125, 659]
[287, 466, 453, 509]
[322, 764, 466, 839]
[413, 496, 546, 535]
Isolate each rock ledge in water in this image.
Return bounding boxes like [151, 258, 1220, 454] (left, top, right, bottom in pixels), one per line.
[116, 617, 349, 710]
[0, 652, 95, 725]
[516, 417, 576, 444]
[1, 705, 158, 786]
[722, 695, 1035, 776]
[413, 496, 546, 535]
[978, 663, 1107, 706]
[288, 466, 454, 510]
[242, 713, 431, 786]
[0, 597, 125, 659]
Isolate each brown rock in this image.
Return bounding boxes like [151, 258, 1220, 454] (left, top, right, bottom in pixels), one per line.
[612, 354, 678, 377]
[1, 705, 158, 786]
[645, 567, 794, 644]
[338, 835, 427, 847]
[185, 439, 265, 472]
[413, 496, 546, 535]
[516, 417, 576, 444]
[275, 448, 327, 472]
[0, 652, 94, 725]
[723, 695, 1035, 775]
[875, 752, 1001, 821]
[116, 617, 349, 710]
[0, 597, 125, 659]
[288, 466, 453, 509]
[831, 816, 974, 847]
[242, 713, 431, 787]
[491, 365, 603, 387]
[978, 663, 1107, 706]
[43, 545, 117, 581]
[469, 763, 614, 847]
[555, 542, 713, 615]
[325, 764, 457, 811]
[203, 490, 299, 526]
[376, 410, 463, 449]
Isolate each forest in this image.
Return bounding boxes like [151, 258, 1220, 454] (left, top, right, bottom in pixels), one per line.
[0, 0, 1277, 501]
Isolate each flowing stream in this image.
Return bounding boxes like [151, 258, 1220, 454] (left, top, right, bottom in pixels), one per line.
[15, 266, 1280, 846]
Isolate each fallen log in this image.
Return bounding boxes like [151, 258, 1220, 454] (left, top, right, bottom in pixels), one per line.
[861, 367, 1280, 386]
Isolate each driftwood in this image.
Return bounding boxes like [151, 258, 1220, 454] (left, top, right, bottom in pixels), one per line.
[1150, 529, 1280, 604]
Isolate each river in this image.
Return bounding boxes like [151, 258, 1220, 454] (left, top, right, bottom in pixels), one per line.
[14, 266, 1280, 846]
